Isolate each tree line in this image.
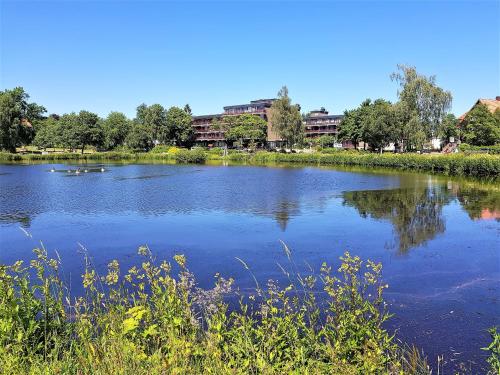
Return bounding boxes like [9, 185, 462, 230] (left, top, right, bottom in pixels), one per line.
[338, 65, 499, 151]
[1, 65, 498, 153]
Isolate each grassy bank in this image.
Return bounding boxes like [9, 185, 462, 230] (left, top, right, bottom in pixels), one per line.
[1, 246, 433, 375]
[245, 151, 500, 177]
[1, 246, 499, 374]
[0, 148, 207, 164]
[1, 149, 499, 177]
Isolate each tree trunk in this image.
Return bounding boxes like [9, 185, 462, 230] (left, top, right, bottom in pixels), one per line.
[81, 145, 85, 154]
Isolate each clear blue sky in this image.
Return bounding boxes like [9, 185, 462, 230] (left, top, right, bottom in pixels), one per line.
[1, 1, 498, 118]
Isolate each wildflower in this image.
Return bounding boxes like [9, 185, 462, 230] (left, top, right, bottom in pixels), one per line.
[138, 245, 149, 256]
[174, 254, 186, 268]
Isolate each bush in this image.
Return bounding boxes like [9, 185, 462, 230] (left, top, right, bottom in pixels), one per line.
[149, 145, 172, 154]
[173, 148, 207, 164]
[0, 246, 431, 374]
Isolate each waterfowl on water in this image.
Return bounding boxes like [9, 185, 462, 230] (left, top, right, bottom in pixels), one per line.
[50, 168, 55, 172]
[84, 169, 88, 173]
[101, 168, 105, 172]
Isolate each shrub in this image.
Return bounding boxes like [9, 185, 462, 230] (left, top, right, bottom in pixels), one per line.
[149, 145, 172, 154]
[173, 148, 207, 164]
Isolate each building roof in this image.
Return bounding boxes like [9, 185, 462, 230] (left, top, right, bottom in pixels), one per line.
[193, 114, 223, 119]
[478, 98, 500, 113]
[459, 97, 500, 121]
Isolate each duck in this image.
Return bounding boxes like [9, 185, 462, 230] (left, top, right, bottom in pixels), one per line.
[75, 169, 81, 174]
[101, 167, 105, 172]
[50, 168, 55, 172]
[84, 169, 88, 173]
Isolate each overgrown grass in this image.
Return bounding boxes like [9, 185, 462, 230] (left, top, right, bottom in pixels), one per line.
[248, 151, 500, 177]
[0, 245, 436, 374]
[0, 149, 206, 164]
[1, 149, 499, 177]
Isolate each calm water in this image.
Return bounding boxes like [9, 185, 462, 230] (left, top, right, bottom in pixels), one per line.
[0, 162, 499, 372]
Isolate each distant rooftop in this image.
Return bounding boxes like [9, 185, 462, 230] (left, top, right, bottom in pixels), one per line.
[306, 107, 343, 119]
[458, 96, 500, 120]
[224, 98, 276, 110]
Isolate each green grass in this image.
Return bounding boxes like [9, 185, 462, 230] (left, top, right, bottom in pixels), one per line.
[248, 151, 500, 177]
[1, 149, 499, 177]
[0, 245, 435, 375]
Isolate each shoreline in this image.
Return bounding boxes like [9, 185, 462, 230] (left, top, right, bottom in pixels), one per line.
[1, 150, 499, 178]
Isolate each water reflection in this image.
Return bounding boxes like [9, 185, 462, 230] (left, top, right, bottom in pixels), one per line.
[343, 186, 451, 254]
[0, 212, 31, 227]
[455, 185, 500, 221]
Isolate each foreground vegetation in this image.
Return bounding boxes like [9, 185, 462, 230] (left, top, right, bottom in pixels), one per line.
[0, 245, 426, 375]
[1, 148, 499, 178]
[1, 246, 498, 374]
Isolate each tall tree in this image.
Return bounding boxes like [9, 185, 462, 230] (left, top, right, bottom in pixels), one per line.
[166, 106, 194, 146]
[126, 123, 154, 151]
[135, 104, 168, 144]
[268, 86, 304, 149]
[102, 112, 131, 149]
[213, 113, 267, 148]
[338, 99, 371, 149]
[60, 111, 103, 153]
[0, 87, 46, 151]
[461, 104, 500, 146]
[438, 114, 459, 143]
[183, 104, 192, 115]
[362, 99, 396, 152]
[391, 65, 452, 147]
[33, 116, 61, 150]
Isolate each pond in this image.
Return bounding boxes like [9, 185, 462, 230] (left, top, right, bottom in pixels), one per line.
[0, 162, 498, 372]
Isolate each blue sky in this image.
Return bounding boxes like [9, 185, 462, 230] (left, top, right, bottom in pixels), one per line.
[1, 1, 498, 118]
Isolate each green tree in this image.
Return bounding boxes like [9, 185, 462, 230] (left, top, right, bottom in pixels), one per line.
[102, 112, 131, 150]
[461, 104, 500, 146]
[391, 65, 452, 149]
[213, 113, 267, 148]
[316, 135, 336, 148]
[268, 86, 304, 149]
[183, 104, 192, 115]
[438, 113, 459, 143]
[126, 123, 154, 150]
[338, 99, 371, 149]
[361, 99, 396, 153]
[33, 117, 61, 150]
[135, 103, 167, 144]
[166, 106, 194, 147]
[60, 111, 103, 153]
[0, 87, 46, 151]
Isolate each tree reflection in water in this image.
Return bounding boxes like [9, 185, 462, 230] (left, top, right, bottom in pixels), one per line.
[455, 185, 500, 221]
[343, 186, 451, 254]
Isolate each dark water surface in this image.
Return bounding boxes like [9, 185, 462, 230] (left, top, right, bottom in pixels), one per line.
[1, 162, 499, 372]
